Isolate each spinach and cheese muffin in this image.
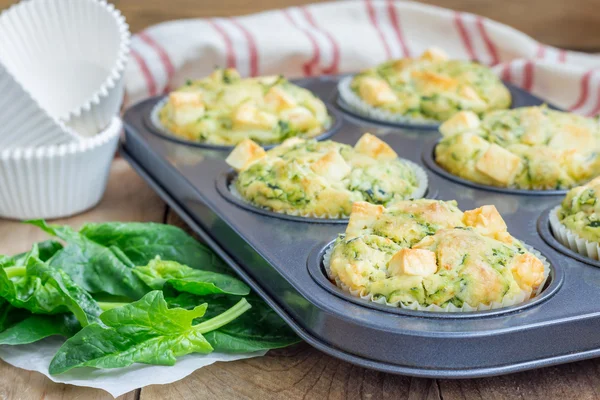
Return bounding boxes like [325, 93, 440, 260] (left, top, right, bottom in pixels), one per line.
[435, 107, 600, 190]
[551, 176, 600, 259]
[157, 68, 331, 146]
[339, 47, 511, 124]
[225, 133, 427, 218]
[327, 200, 548, 311]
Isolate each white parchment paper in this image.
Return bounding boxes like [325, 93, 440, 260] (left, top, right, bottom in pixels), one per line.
[0, 337, 266, 397]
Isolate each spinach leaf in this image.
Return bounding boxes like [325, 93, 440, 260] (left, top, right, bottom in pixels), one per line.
[49, 291, 251, 374]
[0, 314, 80, 345]
[0, 249, 101, 327]
[78, 222, 230, 274]
[0, 298, 14, 332]
[28, 220, 149, 300]
[133, 258, 250, 296]
[11, 240, 63, 264]
[167, 293, 300, 353]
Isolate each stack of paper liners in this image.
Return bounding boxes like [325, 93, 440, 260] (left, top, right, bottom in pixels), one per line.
[0, 0, 130, 137]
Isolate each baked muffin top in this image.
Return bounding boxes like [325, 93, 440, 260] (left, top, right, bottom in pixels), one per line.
[557, 176, 600, 242]
[349, 48, 511, 122]
[435, 107, 600, 190]
[328, 200, 546, 308]
[158, 68, 331, 145]
[225, 133, 425, 218]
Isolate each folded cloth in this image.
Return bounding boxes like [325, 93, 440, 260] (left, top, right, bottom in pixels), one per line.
[125, 0, 600, 116]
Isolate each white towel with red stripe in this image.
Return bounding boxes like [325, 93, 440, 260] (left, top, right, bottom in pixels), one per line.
[125, 0, 600, 116]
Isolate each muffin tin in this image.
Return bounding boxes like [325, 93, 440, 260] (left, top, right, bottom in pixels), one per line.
[122, 75, 600, 378]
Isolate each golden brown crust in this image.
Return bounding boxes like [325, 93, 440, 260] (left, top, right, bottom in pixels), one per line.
[388, 248, 438, 277]
[354, 133, 398, 161]
[346, 201, 385, 236]
[475, 144, 523, 185]
[225, 139, 267, 171]
[439, 111, 481, 137]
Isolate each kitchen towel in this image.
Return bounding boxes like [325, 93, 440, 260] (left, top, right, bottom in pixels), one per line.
[124, 0, 600, 116]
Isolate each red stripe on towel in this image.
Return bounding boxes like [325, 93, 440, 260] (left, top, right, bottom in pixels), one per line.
[282, 9, 320, 76]
[536, 44, 546, 59]
[302, 6, 340, 74]
[387, 0, 410, 57]
[569, 69, 597, 112]
[365, 0, 392, 59]
[475, 17, 499, 65]
[131, 49, 156, 96]
[558, 49, 567, 63]
[454, 12, 476, 61]
[138, 31, 175, 94]
[501, 62, 512, 83]
[208, 19, 237, 69]
[231, 19, 259, 77]
[522, 61, 534, 91]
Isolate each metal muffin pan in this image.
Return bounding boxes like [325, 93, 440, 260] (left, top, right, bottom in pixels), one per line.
[145, 96, 344, 151]
[122, 75, 600, 378]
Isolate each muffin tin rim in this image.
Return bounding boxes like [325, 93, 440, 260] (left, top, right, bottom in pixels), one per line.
[144, 95, 344, 151]
[307, 238, 563, 319]
[215, 166, 438, 224]
[421, 138, 570, 196]
[334, 79, 531, 130]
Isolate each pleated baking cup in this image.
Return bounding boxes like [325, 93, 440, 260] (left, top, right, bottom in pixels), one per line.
[0, 117, 122, 220]
[0, 61, 79, 149]
[0, 0, 130, 137]
[549, 206, 600, 261]
[337, 77, 439, 128]
[322, 241, 550, 313]
[227, 159, 429, 220]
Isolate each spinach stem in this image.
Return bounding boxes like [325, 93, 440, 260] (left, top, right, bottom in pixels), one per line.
[97, 301, 130, 312]
[195, 298, 251, 334]
[4, 266, 26, 279]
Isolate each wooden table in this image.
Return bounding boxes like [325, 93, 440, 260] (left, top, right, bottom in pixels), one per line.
[1, 159, 600, 399]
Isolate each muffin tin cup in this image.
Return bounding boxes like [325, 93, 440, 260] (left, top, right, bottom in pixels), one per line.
[0, 117, 122, 220]
[0, 61, 79, 149]
[336, 77, 440, 129]
[548, 206, 600, 261]
[321, 240, 550, 313]
[148, 96, 343, 151]
[422, 138, 569, 196]
[218, 159, 430, 223]
[0, 0, 130, 137]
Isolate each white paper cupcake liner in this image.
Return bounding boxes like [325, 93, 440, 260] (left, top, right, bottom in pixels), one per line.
[337, 76, 439, 126]
[0, 117, 122, 220]
[323, 241, 550, 313]
[549, 206, 600, 260]
[229, 159, 429, 219]
[0, 61, 79, 149]
[0, 0, 130, 137]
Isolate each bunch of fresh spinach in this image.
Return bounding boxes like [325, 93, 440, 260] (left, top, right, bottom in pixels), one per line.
[0, 221, 299, 375]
